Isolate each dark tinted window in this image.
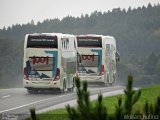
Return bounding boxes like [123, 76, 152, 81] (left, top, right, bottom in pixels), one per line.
[27, 35, 58, 48]
[77, 37, 102, 47]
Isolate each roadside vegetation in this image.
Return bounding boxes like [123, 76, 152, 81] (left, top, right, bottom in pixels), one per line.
[27, 75, 160, 120]
[0, 86, 9, 89]
[1, 4, 160, 87]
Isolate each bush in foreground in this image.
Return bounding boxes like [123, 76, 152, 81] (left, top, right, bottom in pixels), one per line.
[66, 75, 160, 120]
[66, 76, 107, 120]
[29, 75, 160, 120]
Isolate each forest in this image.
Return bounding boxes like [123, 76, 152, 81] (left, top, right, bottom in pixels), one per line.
[0, 3, 160, 87]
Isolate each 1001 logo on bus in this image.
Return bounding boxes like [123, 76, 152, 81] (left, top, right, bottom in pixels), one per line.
[29, 56, 50, 64]
[77, 53, 95, 62]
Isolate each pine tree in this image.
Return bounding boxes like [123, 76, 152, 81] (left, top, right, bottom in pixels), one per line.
[93, 93, 108, 120]
[30, 108, 38, 120]
[144, 101, 150, 116]
[114, 96, 123, 120]
[143, 96, 160, 119]
[154, 96, 160, 116]
[66, 76, 107, 120]
[124, 75, 141, 115]
[31, 19, 35, 26]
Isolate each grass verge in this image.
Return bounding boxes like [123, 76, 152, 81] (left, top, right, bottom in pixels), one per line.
[26, 84, 160, 120]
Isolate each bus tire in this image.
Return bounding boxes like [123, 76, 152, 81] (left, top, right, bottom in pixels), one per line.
[61, 79, 66, 93]
[72, 77, 75, 92]
[104, 73, 109, 87]
[27, 89, 38, 94]
[104, 82, 108, 87]
[67, 78, 75, 92]
[113, 73, 116, 84]
[67, 88, 72, 92]
[27, 89, 33, 94]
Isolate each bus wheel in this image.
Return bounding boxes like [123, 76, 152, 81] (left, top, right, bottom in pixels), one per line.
[104, 82, 108, 87]
[61, 80, 66, 93]
[67, 88, 72, 92]
[27, 89, 38, 94]
[70, 77, 75, 92]
[113, 73, 116, 84]
[109, 83, 113, 86]
[27, 89, 33, 94]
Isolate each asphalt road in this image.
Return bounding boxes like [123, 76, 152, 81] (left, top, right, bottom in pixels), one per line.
[0, 83, 125, 120]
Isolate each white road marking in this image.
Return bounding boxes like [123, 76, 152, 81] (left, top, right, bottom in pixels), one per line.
[0, 87, 108, 113]
[0, 93, 75, 113]
[0, 86, 125, 114]
[37, 89, 124, 113]
[2, 95, 11, 98]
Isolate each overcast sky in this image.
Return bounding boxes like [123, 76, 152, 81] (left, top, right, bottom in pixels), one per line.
[0, 0, 160, 29]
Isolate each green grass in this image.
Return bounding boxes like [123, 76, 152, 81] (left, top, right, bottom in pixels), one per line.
[101, 85, 160, 114]
[132, 85, 160, 113]
[0, 86, 8, 89]
[26, 108, 68, 120]
[26, 84, 160, 120]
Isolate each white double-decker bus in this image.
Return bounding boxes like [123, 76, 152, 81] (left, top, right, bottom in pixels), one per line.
[23, 33, 76, 93]
[76, 34, 120, 86]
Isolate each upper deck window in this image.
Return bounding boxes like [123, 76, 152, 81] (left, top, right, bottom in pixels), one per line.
[77, 37, 102, 47]
[27, 35, 58, 48]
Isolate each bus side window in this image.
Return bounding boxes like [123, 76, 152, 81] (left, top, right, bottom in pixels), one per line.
[66, 38, 69, 49]
[61, 38, 69, 50]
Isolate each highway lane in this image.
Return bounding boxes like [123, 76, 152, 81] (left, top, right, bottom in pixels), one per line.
[0, 84, 125, 119]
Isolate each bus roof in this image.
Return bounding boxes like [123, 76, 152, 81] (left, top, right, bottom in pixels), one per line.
[77, 34, 115, 39]
[76, 34, 116, 47]
[26, 33, 62, 36]
[25, 33, 75, 38]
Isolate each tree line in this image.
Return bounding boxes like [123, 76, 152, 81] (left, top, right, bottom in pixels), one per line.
[0, 3, 160, 87]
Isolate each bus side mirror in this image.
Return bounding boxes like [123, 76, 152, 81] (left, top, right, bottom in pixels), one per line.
[116, 52, 120, 62]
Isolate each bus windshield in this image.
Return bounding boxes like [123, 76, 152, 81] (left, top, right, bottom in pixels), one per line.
[77, 37, 102, 47]
[27, 35, 58, 48]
